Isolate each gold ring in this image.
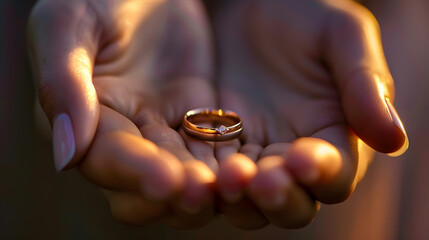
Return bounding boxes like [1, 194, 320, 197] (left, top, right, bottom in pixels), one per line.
[183, 108, 243, 141]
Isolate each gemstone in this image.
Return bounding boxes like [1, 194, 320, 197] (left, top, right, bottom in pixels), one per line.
[217, 125, 228, 135]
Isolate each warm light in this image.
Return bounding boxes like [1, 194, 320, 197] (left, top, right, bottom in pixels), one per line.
[218, 109, 224, 116]
[191, 160, 216, 184]
[376, 77, 388, 99]
[363, 17, 388, 72]
[236, 155, 258, 176]
[313, 142, 342, 178]
[314, 144, 333, 158]
[114, 0, 166, 48]
[355, 138, 373, 182]
[67, 47, 97, 110]
[258, 156, 284, 171]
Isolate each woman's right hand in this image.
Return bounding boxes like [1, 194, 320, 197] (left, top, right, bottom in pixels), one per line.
[28, 0, 218, 228]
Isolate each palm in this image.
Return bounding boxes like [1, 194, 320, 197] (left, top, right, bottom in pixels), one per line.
[215, 1, 333, 144]
[77, 0, 217, 228]
[92, 0, 214, 129]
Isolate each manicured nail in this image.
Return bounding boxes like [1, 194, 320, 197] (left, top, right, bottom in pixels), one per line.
[385, 98, 409, 157]
[53, 113, 75, 172]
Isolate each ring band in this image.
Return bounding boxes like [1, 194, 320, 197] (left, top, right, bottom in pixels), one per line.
[183, 108, 243, 141]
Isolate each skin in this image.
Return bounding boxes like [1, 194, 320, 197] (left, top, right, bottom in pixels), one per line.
[28, 0, 407, 230]
[210, 0, 407, 229]
[28, 0, 219, 228]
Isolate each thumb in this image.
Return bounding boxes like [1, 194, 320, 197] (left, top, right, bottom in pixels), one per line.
[325, 4, 408, 156]
[28, 1, 100, 171]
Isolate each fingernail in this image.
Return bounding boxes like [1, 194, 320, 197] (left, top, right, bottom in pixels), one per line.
[385, 98, 409, 157]
[53, 113, 75, 172]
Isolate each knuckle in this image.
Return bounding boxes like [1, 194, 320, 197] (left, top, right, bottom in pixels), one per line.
[329, 3, 380, 38]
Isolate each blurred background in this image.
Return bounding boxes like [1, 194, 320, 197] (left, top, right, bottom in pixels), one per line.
[0, 0, 427, 239]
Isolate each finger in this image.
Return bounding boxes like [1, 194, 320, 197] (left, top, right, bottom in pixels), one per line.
[134, 107, 198, 164]
[325, 2, 408, 155]
[215, 139, 241, 163]
[239, 143, 264, 162]
[241, 115, 267, 146]
[79, 106, 185, 201]
[103, 190, 167, 226]
[311, 125, 373, 201]
[139, 123, 196, 161]
[137, 115, 218, 217]
[285, 125, 369, 204]
[179, 160, 216, 214]
[217, 153, 257, 203]
[180, 129, 219, 173]
[217, 143, 263, 201]
[28, 1, 100, 171]
[163, 160, 216, 229]
[216, 148, 266, 230]
[259, 143, 291, 159]
[248, 155, 317, 228]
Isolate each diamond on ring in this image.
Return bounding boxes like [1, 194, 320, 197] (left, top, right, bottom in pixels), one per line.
[217, 125, 228, 135]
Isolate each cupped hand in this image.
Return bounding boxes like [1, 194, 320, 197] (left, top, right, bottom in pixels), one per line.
[211, 0, 408, 229]
[28, 0, 219, 228]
